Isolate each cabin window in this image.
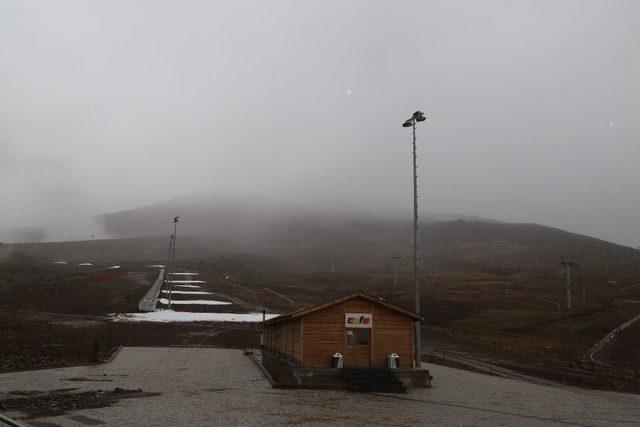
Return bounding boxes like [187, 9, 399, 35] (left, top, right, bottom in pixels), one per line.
[347, 329, 370, 345]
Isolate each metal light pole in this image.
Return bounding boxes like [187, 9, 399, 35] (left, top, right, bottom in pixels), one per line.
[581, 256, 586, 302]
[392, 255, 400, 288]
[168, 216, 180, 310]
[165, 233, 174, 301]
[403, 110, 427, 368]
[560, 259, 576, 311]
[330, 241, 336, 273]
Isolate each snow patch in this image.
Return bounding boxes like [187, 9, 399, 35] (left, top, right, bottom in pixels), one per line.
[174, 284, 201, 289]
[108, 265, 121, 269]
[52, 261, 68, 264]
[111, 311, 278, 323]
[78, 263, 93, 266]
[161, 290, 212, 295]
[167, 280, 206, 284]
[158, 298, 231, 306]
[147, 264, 166, 268]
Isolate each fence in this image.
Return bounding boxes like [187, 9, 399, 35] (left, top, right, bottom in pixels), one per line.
[138, 268, 165, 312]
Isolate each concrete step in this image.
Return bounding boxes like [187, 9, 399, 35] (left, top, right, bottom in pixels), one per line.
[342, 368, 407, 393]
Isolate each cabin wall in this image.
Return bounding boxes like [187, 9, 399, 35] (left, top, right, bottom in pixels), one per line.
[292, 319, 301, 362]
[371, 305, 414, 368]
[300, 303, 344, 367]
[299, 296, 415, 368]
[264, 318, 302, 365]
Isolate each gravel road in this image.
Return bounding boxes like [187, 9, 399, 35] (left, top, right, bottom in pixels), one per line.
[1, 347, 638, 426]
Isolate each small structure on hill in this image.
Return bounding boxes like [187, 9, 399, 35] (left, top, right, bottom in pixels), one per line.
[261, 290, 431, 391]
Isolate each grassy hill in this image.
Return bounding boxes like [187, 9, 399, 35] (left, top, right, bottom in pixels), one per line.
[88, 193, 640, 275]
[2, 191, 640, 374]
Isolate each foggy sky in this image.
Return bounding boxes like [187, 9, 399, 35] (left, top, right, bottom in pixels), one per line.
[1, 0, 639, 245]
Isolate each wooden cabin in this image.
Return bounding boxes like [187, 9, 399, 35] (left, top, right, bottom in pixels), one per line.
[262, 291, 422, 369]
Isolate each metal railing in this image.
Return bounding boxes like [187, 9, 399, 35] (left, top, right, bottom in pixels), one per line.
[585, 312, 640, 366]
[0, 412, 26, 427]
[138, 268, 165, 312]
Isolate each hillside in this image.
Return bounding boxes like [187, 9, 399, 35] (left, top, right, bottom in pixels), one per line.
[3, 194, 640, 377]
[90, 193, 639, 274]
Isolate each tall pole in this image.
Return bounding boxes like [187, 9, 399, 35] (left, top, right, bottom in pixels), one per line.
[392, 255, 400, 288]
[403, 111, 426, 368]
[560, 259, 575, 311]
[330, 241, 335, 273]
[581, 259, 586, 302]
[167, 235, 174, 272]
[566, 264, 571, 310]
[169, 216, 179, 310]
[412, 121, 421, 368]
[167, 235, 174, 310]
[166, 234, 174, 297]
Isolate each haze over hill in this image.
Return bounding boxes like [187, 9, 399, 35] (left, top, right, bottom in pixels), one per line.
[1, 1, 639, 247]
[97, 192, 496, 238]
[3, 191, 637, 276]
[76, 192, 639, 274]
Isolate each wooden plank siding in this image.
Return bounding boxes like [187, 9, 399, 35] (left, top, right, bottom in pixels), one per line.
[264, 318, 302, 364]
[371, 304, 414, 368]
[301, 303, 344, 367]
[264, 295, 416, 369]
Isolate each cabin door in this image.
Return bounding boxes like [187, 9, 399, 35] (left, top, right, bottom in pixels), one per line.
[345, 329, 371, 367]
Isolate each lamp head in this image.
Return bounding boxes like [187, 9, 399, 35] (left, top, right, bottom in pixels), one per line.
[414, 111, 427, 122]
[402, 119, 412, 127]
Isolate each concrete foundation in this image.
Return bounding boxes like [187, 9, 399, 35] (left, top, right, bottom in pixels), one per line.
[261, 350, 432, 389]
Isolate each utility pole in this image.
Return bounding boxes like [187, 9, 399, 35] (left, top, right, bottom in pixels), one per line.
[168, 216, 180, 310]
[403, 110, 427, 368]
[560, 259, 576, 311]
[581, 257, 586, 302]
[392, 255, 400, 288]
[165, 233, 174, 293]
[330, 241, 335, 273]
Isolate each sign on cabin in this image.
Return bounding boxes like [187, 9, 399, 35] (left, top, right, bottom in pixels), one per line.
[345, 313, 372, 328]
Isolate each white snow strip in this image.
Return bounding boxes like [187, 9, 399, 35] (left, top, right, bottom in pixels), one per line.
[78, 263, 93, 266]
[52, 261, 68, 264]
[174, 285, 201, 289]
[147, 264, 166, 268]
[111, 311, 278, 323]
[161, 290, 212, 295]
[167, 280, 206, 284]
[158, 298, 231, 306]
[170, 272, 200, 276]
[108, 265, 121, 269]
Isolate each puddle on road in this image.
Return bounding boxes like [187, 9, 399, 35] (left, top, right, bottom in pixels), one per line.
[0, 387, 160, 419]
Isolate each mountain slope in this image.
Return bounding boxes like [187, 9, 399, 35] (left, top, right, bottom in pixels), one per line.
[93, 193, 639, 274]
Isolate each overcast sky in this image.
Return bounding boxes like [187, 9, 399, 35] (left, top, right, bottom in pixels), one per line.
[1, 0, 638, 245]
